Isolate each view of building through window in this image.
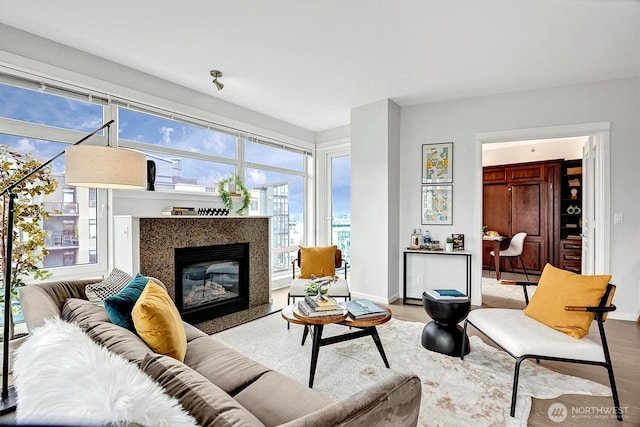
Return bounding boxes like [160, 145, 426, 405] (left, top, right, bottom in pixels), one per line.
[0, 79, 335, 315]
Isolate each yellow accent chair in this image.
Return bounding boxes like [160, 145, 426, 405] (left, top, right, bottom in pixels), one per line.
[461, 264, 622, 421]
[287, 245, 351, 305]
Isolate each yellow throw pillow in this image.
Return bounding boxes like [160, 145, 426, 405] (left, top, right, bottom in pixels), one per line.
[523, 263, 611, 338]
[299, 245, 337, 279]
[132, 280, 187, 361]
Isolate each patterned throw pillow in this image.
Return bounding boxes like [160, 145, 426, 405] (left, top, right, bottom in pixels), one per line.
[104, 273, 149, 332]
[86, 268, 133, 305]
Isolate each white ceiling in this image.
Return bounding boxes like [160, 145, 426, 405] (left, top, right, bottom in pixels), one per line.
[1, 0, 638, 133]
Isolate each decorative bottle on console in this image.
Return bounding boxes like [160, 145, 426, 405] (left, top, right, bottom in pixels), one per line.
[411, 229, 421, 247]
[423, 229, 431, 245]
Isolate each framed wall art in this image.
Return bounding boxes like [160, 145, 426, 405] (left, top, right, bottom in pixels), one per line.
[421, 185, 452, 225]
[422, 142, 453, 183]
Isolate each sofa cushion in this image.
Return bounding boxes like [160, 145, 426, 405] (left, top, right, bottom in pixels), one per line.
[104, 273, 149, 332]
[299, 245, 337, 279]
[184, 336, 270, 395]
[132, 280, 187, 361]
[85, 268, 133, 305]
[141, 353, 266, 427]
[523, 263, 611, 338]
[234, 370, 333, 426]
[62, 298, 112, 324]
[82, 321, 153, 365]
[61, 297, 153, 364]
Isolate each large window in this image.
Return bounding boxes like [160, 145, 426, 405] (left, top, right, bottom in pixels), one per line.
[0, 74, 313, 297]
[0, 82, 106, 276]
[118, 108, 238, 191]
[244, 138, 308, 279]
[331, 155, 351, 263]
[0, 81, 109, 325]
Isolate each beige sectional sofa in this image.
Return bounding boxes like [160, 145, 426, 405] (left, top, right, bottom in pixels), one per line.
[19, 279, 421, 426]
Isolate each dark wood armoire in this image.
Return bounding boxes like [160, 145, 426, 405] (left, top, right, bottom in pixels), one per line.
[482, 160, 561, 275]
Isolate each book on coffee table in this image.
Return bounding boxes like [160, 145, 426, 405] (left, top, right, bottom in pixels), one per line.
[304, 295, 339, 311]
[342, 299, 386, 320]
[425, 288, 468, 300]
[297, 300, 346, 318]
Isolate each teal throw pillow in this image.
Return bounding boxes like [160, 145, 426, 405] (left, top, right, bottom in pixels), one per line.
[104, 273, 149, 332]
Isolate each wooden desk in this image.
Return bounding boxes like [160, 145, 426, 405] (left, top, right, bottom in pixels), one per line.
[483, 235, 507, 279]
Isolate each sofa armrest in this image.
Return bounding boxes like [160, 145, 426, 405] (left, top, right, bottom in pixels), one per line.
[277, 373, 421, 427]
[19, 278, 101, 332]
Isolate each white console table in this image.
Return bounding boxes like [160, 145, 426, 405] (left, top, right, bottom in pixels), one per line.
[402, 249, 472, 305]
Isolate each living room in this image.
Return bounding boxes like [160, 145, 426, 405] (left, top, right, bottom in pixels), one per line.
[0, 1, 638, 426]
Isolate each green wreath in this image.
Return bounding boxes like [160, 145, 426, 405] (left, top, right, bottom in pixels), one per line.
[216, 175, 251, 215]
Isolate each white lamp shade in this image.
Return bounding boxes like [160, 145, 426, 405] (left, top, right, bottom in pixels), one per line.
[65, 146, 147, 189]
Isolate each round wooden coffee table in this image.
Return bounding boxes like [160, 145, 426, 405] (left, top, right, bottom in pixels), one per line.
[282, 303, 392, 388]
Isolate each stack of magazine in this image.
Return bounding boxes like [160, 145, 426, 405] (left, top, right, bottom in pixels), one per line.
[298, 295, 346, 317]
[342, 299, 387, 320]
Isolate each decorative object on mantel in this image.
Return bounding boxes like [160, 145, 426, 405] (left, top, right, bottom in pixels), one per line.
[216, 176, 251, 215]
[197, 208, 230, 216]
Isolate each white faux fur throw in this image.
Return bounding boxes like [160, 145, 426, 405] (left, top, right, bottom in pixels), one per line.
[13, 318, 198, 427]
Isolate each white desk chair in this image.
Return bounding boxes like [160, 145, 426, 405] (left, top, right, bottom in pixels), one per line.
[490, 232, 529, 280]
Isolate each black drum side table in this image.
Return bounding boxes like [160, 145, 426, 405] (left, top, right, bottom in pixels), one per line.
[421, 291, 471, 356]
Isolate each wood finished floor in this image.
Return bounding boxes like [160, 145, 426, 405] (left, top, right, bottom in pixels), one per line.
[272, 274, 640, 426]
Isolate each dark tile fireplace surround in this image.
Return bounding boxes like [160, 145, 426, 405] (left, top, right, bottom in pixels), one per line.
[135, 217, 276, 334]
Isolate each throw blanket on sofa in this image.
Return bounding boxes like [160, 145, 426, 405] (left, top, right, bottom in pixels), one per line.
[13, 318, 198, 427]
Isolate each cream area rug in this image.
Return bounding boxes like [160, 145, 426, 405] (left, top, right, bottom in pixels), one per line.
[482, 277, 536, 302]
[213, 313, 611, 427]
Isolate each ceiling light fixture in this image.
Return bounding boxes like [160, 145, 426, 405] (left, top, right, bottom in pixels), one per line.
[210, 70, 224, 91]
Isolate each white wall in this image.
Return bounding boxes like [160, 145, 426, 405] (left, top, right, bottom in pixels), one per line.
[398, 77, 639, 320]
[351, 99, 401, 304]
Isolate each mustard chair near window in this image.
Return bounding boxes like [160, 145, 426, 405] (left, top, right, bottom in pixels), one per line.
[461, 264, 622, 421]
[288, 245, 350, 305]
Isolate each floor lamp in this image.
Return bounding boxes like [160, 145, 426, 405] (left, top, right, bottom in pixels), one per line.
[0, 120, 147, 414]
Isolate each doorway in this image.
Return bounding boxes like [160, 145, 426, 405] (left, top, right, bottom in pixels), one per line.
[475, 122, 611, 305]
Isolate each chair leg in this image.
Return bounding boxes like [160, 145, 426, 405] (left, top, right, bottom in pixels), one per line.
[510, 357, 524, 417]
[598, 319, 623, 421]
[606, 362, 623, 421]
[519, 255, 530, 281]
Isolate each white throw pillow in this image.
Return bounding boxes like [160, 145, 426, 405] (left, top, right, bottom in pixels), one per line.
[13, 318, 198, 427]
[85, 268, 133, 305]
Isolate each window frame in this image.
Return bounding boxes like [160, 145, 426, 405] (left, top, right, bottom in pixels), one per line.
[0, 118, 110, 282]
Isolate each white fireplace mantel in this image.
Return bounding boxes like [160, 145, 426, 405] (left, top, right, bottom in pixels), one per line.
[111, 188, 246, 218]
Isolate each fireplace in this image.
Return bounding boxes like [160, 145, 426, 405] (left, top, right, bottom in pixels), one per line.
[175, 243, 250, 323]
